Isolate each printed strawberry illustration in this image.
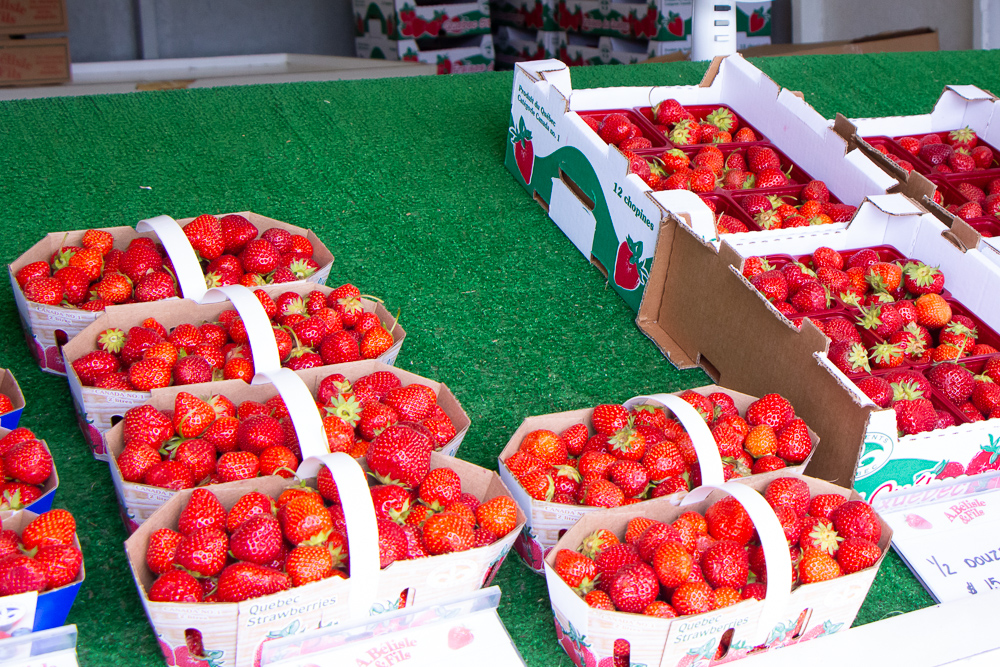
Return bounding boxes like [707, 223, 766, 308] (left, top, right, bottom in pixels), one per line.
[436, 57, 452, 75]
[613, 235, 652, 291]
[904, 514, 932, 529]
[447, 625, 474, 649]
[509, 117, 534, 186]
[665, 11, 683, 37]
[749, 9, 765, 33]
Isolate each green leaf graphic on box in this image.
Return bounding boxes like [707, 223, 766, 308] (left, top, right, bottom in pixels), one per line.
[465, 54, 491, 65]
[364, 2, 388, 33]
[853, 457, 939, 499]
[369, 46, 387, 59]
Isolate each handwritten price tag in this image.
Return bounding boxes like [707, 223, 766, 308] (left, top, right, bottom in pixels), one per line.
[882, 487, 1000, 603]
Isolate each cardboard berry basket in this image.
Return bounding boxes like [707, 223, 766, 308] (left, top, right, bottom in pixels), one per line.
[499, 387, 818, 573]
[0, 368, 26, 430]
[7, 211, 333, 376]
[62, 283, 405, 460]
[106, 360, 469, 531]
[637, 192, 1000, 502]
[123, 448, 524, 667]
[0, 508, 86, 632]
[542, 470, 891, 667]
[505, 54, 897, 311]
[0, 428, 60, 515]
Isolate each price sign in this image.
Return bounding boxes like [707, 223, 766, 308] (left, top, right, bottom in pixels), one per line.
[882, 487, 1000, 603]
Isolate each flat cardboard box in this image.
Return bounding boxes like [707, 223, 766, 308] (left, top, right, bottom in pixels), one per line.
[739, 28, 938, 58]
[0, 0, 67, 36]
[505, 54, 895, 311]
[62, 283, 406, 459]
[498, 384, 817, 573]
[0, 36, 69, 87]
[636, 192, 1000, 502]
[554, 0, 683, 40]
[0, 367, 25, 430]
[7, 212, 334, 376]
[123, 453, 524, 667]
[543, 471, 891, 666]
[1, 508, 85, 631]
[355, 34, 495, 74]
[354, 0, 490, 40]
[105, 359, 470, 531]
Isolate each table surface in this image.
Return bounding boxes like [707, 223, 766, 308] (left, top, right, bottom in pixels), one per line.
[2, 49, 998, 666]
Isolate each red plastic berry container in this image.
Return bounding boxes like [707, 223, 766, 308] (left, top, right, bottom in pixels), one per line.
[578, 109, 669, 148]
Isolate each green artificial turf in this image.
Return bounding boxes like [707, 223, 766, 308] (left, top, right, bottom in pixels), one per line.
[4, 49, 1000, 665]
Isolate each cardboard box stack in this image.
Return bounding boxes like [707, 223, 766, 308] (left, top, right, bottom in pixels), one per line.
[354, 0, 496, 73]
[0, 0, 70, 87]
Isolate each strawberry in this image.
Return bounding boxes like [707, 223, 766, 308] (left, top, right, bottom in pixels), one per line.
[3, 440, 52, 485]
[764, 476, 811, 516]
[854, 375, 893, 408]
[598, 113, 633, 145]
[360, 324, 394, 359]
[123, 405, 175, 448]
[798, 548, 843, 584]
[134, 271, 176, 302]
[915, 293, 952, 329]
[146, 528, 184, 574]
[183, 214, 225, 261]
[671, 581, 713, 616]
[72, 350, 121, 386]
[591, 404, 630, 436]
[218, 213, 258, 253]
[580, 479, 625, 508]
[704, 496, 755, 545]
[174, 392, 217, 439]
[23, 276, 65, 305]
[0, 554, 49, 595]
[700, 539, 749, 589]
[230, 514, 284, 565]
[554, 548, 598, 594]
[366, 425, 432, 488]
[239, 238, 281, 274]
[947, 126, 977, 151]
[421, 511, 474, 555]
[22, 509, 76, 550]
[746, 393, 794, 430]
[227, 491, 277, 533]
[972, 382, 1000, 416]
[15, 261, 51, 289]
[217, 451, 260, 482]
[215, 562, 290, 602]
[869, 342, 905, 370]
[118, 244, 163, 283]
[143, 460, 196, 490]
[972, 145, 994, 169]
[35, 544, 83, 590]
[927, 362, 975, 404]
[750, 268, 790, 304]
[830, 500, 882, 542]
[836, 537, 881, 574]
[177, 488, 227, 536]
[608, 562, 658, 613]
[755, 167, 788, 188]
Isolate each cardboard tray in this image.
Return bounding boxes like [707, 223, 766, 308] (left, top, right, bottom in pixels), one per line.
[123, 452, 524, 667]
[7, 211, 334, 375]
[504, 54, 896, 311]
[498, 384, 817, 573]
[831, 85, 1000, 270]
[61, 282, 405, 460]
[543, 470, 891, 667]
[636, 192, 1000, 502]
[0, 368, 26, 430]
[0, 508, 85, 632]
[106, 359, 470, 532]
[0, 428, 59, 515]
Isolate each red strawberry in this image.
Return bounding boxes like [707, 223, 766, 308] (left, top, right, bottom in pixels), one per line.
[836, 537, 881, 574]
[215, 562, 290, 602]
[764, 476, 811, 516]
[0, 554, 49, 595]
[3, 440, 52, 485]
[146, 528, 184, 574]
[830, 500, 882, 542]
[366, 424, 432, 488]
[704, 496, 755, 546]
[746, 393, 794, 430]
[183, 214, 225, 261]
[700, 539, 749, 589]
[608, 562, 659, 613]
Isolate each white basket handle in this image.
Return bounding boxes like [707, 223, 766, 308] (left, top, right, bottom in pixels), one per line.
[202, 284, 282, 377]
[136, 215, 210, 303]
[254, 367, 328, 461]
[680, 480, 793, 645]
[297, 452, 380, 620]
[622, 393, 724, 488]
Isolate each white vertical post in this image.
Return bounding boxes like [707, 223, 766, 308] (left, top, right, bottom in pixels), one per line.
[690, 0, 738, 61]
